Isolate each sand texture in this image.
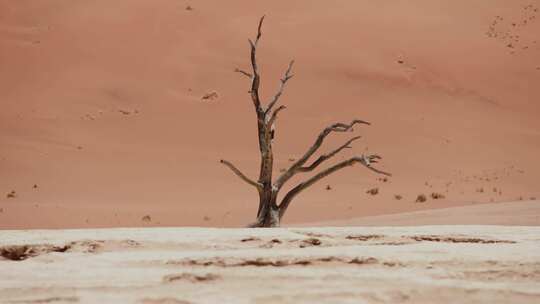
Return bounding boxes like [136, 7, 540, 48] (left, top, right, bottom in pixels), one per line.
[1, 0, 540, 228]
[303, 200, 540, 226]
[1, 225, 540, 304]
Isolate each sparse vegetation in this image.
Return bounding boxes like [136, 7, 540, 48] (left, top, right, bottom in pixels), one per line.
[366, 188, 379, 195]
[416, 194, 427, 203]
[431, 192, 445, 200]
[6, 190, 16, 199]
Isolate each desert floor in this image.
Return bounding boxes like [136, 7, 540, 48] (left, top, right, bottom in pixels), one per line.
[1, 202, 540, 304]
[1, 226, 539, 304]
[1, 0, 540, 228]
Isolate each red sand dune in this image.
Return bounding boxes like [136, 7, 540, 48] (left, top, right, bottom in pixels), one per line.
[1, 0, 539, 229]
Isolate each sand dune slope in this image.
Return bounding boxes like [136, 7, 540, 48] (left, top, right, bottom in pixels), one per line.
[1, 226, 540, 303]
[306, 200, 540, 226]
[1, 0, 539, 228]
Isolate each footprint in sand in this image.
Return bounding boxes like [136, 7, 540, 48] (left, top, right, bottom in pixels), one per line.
[486, 4, 538, 54]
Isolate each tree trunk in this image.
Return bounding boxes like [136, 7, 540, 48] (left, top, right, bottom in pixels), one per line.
[251, 205, 280, 228]
[251, 189, 280, 228]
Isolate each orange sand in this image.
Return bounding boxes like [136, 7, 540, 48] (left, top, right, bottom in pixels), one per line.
[1, 1, 539, 228]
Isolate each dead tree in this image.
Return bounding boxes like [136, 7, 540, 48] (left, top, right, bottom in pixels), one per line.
[221, 16, 390, 227]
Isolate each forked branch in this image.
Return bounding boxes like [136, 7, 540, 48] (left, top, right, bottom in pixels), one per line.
[267, 105, 286, 128]
[298, 136, 362, 172]
[274, 119, 370, 189]
[220, 160, 262, 190]
[278, 155, 391, 218]
[265, 60, 295, 115]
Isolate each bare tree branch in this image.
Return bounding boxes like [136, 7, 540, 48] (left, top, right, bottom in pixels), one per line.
[234, 68, 252, 78]
[265, 60, 295, 115]
[274, 119, 370, 190]
[248, 16, 265, 113]
[220, 160, 262, 190]
[297, 136, 361, 172]
[267, 105, 286, 128]
[254, 15, 264, 46]
[278, 155, 390, 218]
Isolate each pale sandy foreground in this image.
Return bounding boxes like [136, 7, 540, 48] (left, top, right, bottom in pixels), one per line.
[2, 0, 540, 229]
[1, 226, 540, 304]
